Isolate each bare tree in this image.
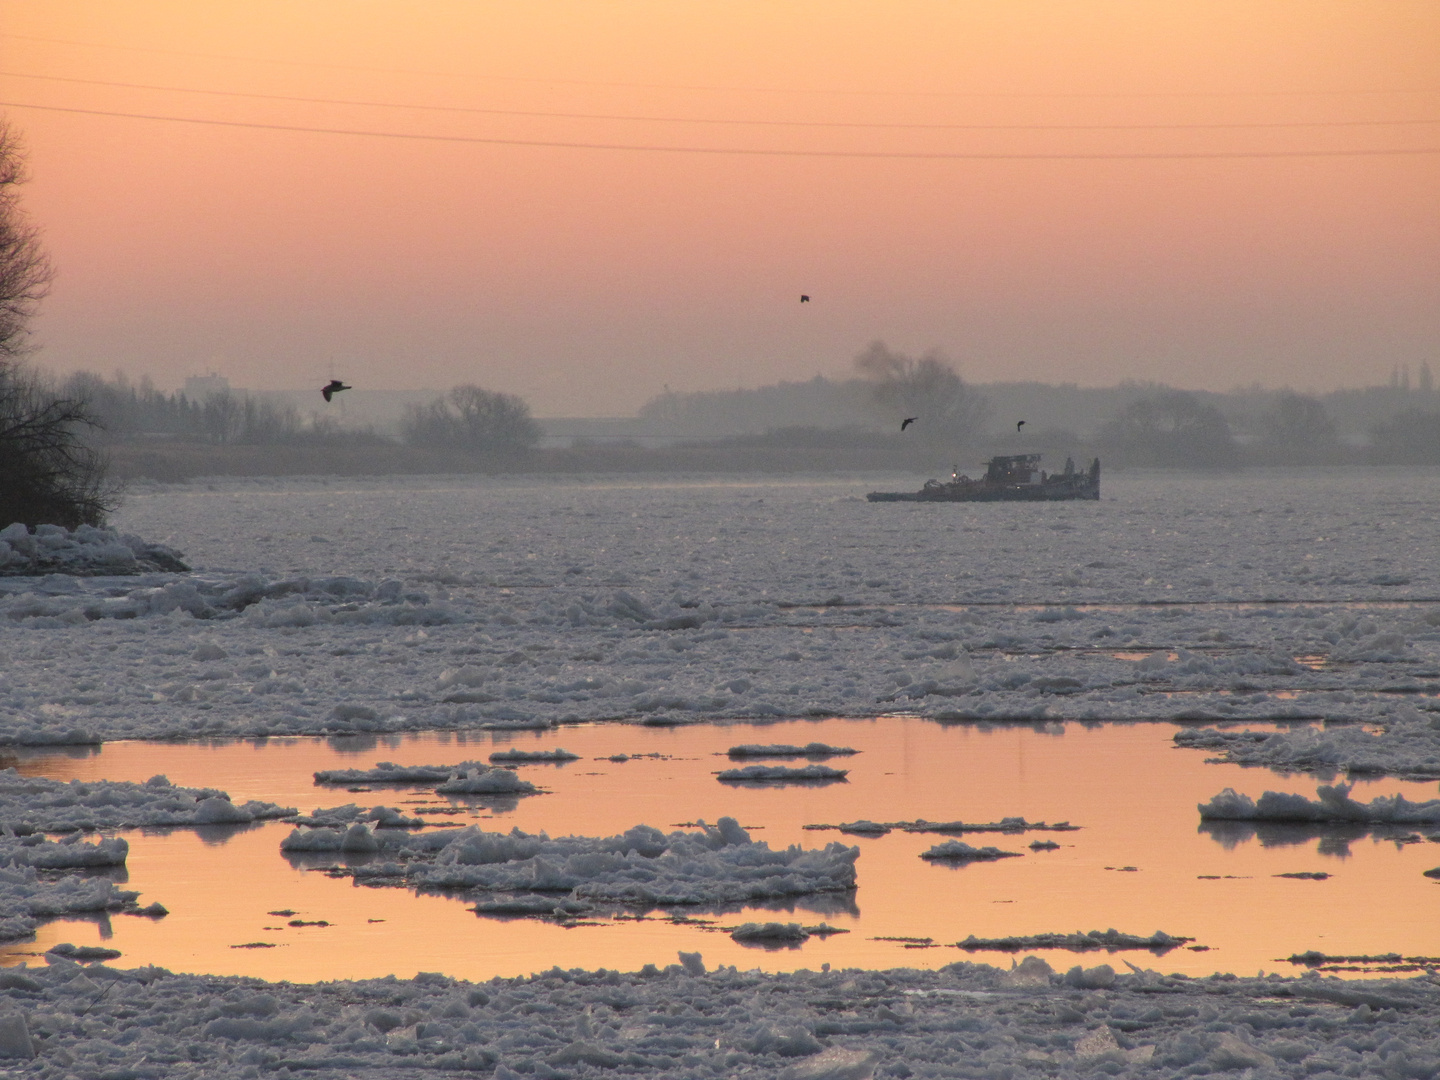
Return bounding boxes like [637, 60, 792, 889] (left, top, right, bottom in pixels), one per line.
[1098, 391, 1239, 468]
[0, 121, 53, 365]
[0, 118, 116, 527]
[401, 384, 540, 454]
[1256, 393, 1344, 464]
[854, 341, 990, 443]
[0, 366, 115, 527]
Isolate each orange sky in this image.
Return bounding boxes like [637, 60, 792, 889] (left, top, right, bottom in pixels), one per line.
[1, 1, 1437, 414]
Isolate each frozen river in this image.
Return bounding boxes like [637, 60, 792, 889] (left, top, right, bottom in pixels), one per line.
[4, 468, 1440, 984]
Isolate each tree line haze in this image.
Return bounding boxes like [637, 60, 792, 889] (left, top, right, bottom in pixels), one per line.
[631, 343, 1440, 467]
[30, 342, 1440, 485]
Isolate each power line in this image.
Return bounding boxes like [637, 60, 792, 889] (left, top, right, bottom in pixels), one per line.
[3, 70, 1437, 132]
[5, 31, 1439, 100]
[7, 99, 1439, 159]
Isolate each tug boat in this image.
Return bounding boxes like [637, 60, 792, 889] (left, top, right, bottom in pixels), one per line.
[866, 453, 1100, 502]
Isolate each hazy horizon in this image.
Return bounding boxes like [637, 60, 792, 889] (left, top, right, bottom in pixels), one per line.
[4, 1, 1437, 416]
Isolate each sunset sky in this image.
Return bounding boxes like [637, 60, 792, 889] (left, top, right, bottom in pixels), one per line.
[1, 1, 1436, 415]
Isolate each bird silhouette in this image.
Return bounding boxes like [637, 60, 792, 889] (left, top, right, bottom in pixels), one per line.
[322, 379, 352, 403]
[901, 417, 918, 431]
[800, 295, 810, 303]
[1016, 420, 1026, 433]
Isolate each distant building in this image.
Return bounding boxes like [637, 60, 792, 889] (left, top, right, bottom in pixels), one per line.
[184, 373, 230, 398]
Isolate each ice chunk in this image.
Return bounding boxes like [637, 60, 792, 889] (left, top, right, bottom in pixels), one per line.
[314, 762, 490, 784]
[779, 1048, 879, 1080]
[0, 1013, 35, 1059]
[957, 929, 1193, 953]
[717, 764, 848, 783]
[435, 768, 539, 795]
[487, 748, 580, 764]
[725, 743, 857, 759]
[919, 840, 1022, 862]
[1063, 964, 1116, 989]
[677, 950, 706, 976]
[729, 922, 810, 947]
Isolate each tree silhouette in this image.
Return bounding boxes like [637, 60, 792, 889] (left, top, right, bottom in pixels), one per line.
[1256, 393, 1344, 464]
[401, 384, 540, 454]
[0, 119, 115, 528]
[1099, 391, 1238, 468]
[854, 341, 990, 444]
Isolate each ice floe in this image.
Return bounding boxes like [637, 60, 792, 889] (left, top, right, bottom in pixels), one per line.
[0, 770, 296, 832]
[955, 929, 1194, 953]
[0, 868, 152, 943]
[313, 761, 492, 784]
[1199, 783, 1440, 824]
[488, 748, 580, 764]
[725, 922, 846, 948]
[0, 833, 127, 869]
[716, 764, 849, 783]
[919, 841, 1023, 862]
[279, 815, 859, 915]
[43, 942, 123, 962]
[0, 831, 146, 944]
[434, 767, 539, 795]
[309, 760, 540, 796]
[725, 743, 857, 759]
[291, 804, 426, 829]
[805, 816, 1078, 838]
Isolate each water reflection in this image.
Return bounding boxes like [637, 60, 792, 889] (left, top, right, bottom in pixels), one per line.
[1199, 818, 1434, 857]
[10, 719, 1440, 982]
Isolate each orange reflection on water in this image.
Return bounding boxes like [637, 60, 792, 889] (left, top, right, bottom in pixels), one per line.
[6, 719, 1438, 982]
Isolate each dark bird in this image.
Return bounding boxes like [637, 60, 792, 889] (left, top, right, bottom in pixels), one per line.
[901, 417, 918, 431]
[322, 380, 352, 403]
[800, 295, 810, 303]
[1016, 420, 1026, 433]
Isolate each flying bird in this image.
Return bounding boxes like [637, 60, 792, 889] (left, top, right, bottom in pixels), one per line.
[1016, 420, 1026, 433]
[901, 417, 918, 431]
[800, 295, 810, 303]
[322, 380, 352, 403]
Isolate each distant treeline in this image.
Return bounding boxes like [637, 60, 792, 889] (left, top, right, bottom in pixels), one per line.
[637, 345, 1440, 467]
[46, 350, 1440, 472]
[56, 371, 382, 446]
[55, 372, 539, 454]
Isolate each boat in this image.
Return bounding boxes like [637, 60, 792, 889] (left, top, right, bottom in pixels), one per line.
[867, 454, 1100, 502]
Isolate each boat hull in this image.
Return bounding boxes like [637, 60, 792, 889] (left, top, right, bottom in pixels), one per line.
[867, 484, 1098, 502]
[867, 454, 1100, 503]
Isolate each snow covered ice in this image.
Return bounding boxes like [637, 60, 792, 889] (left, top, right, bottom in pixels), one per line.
[0, 523, 188, 577]
[1, 471, 1437, 746]
[4, 955, 1440, 1077]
